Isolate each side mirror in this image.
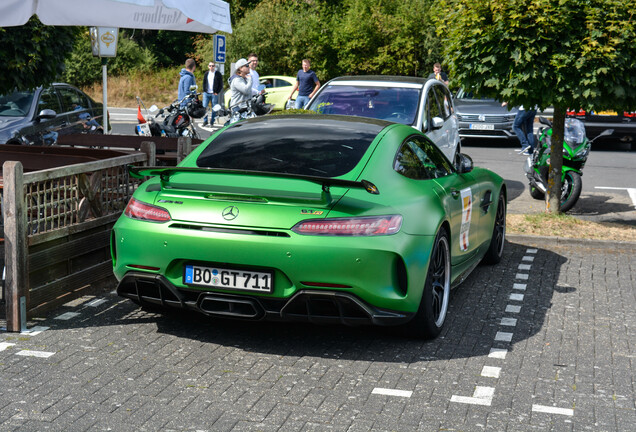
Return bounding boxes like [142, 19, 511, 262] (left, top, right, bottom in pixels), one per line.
[189, 84, 198, 92]
[36, 109, 56, 121]
[457, 153, 474, 174]
[432, 116, 444, 130]
[212, 104, 223, 112]
[148, 105, 159, 115]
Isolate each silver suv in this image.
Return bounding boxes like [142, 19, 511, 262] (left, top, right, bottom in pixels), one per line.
[306, 76, 460, 162]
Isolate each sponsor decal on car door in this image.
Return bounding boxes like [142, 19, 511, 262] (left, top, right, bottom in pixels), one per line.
[459, 187, 472, 251]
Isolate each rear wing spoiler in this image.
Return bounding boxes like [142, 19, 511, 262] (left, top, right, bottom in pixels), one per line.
[129, 166, 380, 195]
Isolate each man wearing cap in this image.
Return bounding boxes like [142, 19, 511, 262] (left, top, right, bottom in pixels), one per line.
[229, 58, 253, 113]
[202, 61, 223, 127]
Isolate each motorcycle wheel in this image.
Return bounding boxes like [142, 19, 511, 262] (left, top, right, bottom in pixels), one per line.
[529, 185, 545, 200]
[559, 171, 582, 212]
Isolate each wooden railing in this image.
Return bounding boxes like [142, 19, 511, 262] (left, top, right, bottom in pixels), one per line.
[2, 146, 154, 331]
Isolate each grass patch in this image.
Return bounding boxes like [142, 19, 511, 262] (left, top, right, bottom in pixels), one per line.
[81, 67, 184, 108]
[507, 213, 636, 242]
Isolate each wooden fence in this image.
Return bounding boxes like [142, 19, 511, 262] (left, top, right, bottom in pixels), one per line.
[2, 145, 155, 331]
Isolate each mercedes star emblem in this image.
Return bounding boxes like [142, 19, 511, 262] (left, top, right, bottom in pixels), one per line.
[222, 206, 239, 220]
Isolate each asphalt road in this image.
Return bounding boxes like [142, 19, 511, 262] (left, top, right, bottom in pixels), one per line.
[109, 108, 636, 226]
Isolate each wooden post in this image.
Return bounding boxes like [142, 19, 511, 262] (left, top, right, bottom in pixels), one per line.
[177, 137, 192, 164]
[140, 141, 156, 166]
[3, 161, 29, 332]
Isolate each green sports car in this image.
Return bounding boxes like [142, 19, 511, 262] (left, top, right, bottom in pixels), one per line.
[112, 115, 506, 338]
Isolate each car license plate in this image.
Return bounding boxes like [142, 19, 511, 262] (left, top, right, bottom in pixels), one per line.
[469, 123, 495, 130]
[136, 123, 151, 136]
[184, 264, 273, 293]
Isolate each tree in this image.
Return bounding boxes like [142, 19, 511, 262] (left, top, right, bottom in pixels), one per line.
[0, 16, 78, 93]
[193, 0, 442, 82]
[435, 0, 635, 212]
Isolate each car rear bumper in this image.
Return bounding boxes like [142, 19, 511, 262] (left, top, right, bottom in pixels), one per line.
[117, 271, 414, 326]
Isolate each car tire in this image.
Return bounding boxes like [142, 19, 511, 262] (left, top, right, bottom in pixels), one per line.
[482, 190, 506, 265]
[529, 185, 545, 200]
[404, 227, 451, 339]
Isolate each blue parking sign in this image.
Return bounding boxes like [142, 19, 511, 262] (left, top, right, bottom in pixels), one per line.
[214, 34, 226, 63]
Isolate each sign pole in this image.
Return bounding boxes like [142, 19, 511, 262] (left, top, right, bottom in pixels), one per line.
[102, 58, 109, 134]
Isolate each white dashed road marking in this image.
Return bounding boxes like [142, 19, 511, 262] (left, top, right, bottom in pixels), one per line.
[0, 342, 16, 351]
[16, 350, 55, 358]
[55, 312, 81, 320]
[372, 388, 412, 398]
[509, 293, 525, 301]
[87, 299, 108, 307]
[595, 186, 636, 209]
[532, 404, 574, 416]
[488, 348, 507, 359]
[481, 366, 501, 378]
[505, 305, 522, 313]
[450, 386, 495, 406]
[21, 326, 50, 336]
[495, 331, 513, 342]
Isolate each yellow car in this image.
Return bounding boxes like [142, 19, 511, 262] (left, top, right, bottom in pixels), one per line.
[224, 75, 297, 111]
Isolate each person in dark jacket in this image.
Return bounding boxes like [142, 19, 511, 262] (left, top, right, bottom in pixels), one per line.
[202, 61, 223, 127]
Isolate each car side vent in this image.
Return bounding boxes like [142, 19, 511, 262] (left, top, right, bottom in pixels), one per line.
[170, 223, 290, 237]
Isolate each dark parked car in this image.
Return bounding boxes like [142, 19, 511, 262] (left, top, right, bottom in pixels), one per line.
[0, 83, 106, 145]
[454, 88, 519, 142]
[567, 109, 635, 149]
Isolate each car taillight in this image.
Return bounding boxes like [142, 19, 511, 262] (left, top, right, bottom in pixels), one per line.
[124, 198, 171, 222]
[291, 215, 402, 236]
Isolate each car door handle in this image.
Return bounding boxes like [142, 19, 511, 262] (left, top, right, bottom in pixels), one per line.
[450, 189, 461, 199]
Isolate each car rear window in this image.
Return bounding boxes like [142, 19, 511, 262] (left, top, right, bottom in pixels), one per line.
[308, 84, 420, 125]
[196, 116, 385, 177]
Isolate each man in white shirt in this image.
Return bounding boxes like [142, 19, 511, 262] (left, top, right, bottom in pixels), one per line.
[248, 53, 260, 95]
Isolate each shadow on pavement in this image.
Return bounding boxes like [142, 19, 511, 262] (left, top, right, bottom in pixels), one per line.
[23, 241, 570, 364]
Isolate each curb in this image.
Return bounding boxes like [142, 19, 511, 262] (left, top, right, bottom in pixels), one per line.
[506, 234, 636, 252]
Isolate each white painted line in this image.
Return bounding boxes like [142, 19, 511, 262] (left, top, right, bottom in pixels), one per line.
[54, 312, 81, 320]
[20, 326, 50, 336]
[515, 273, 529, 280]
[522, 256, 535, 262]
[595, 187, 636, 208]
[509, 293, 525, 301]
[532, 404, 574, 416]
[513, 283, 527, 290]
[500, 318, 518, 327]
[16, 350, 55, 358]
[481, 366, 501, 378]
[526, 248, 538, 254]
[488, 348, 508, 359]
[372, 388, 412, 398]
[0, 342, 16, 352]
[451, 386, 495, 406]
[506, 305, 522, 313]
[495, 331, 513, 342]
[87, 298, 108, 307]
[518, 264, 532, 271]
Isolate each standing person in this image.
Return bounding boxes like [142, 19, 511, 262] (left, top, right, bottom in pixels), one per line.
[512, 106, 537, 155]
[178, 58, 196, 104]
[287, 59, 320, 109]
[248, 53, 261, 95]
[428, 63, 449, 86]
[229, 58, 253, 112]
[201, 61, 223, 127]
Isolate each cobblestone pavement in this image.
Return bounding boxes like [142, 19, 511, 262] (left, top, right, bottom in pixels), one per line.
[1, 239, 634, 431]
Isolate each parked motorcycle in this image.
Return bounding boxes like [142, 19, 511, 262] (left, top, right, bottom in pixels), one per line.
[135, 90, 206, 139]
[524, 116, 613, 212]
[216, 85, 275, 126]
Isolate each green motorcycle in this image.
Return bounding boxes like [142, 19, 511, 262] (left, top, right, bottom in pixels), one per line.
[524, 116, 613, 212]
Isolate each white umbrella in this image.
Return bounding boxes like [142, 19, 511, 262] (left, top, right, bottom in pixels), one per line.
[0, 0, 232, 33]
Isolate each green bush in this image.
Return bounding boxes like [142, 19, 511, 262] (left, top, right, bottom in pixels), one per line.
[63, 29, 156, 87]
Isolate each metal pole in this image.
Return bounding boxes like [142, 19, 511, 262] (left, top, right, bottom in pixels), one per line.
[102, 58, 109, 134]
